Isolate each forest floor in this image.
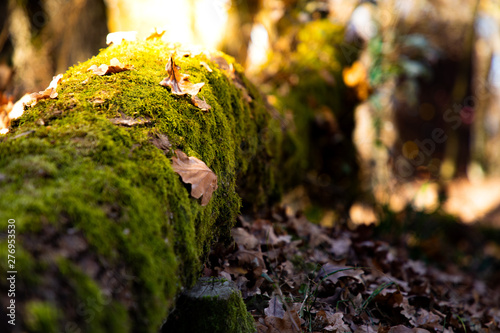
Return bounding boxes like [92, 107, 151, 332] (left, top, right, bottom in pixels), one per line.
[204, 183, 500, 333]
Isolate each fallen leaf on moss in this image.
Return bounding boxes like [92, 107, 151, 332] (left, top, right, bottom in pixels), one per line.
[1, 74, 62, 134]
[29, 73, 63, 103]
[145, 27, 166, 40]
[159, 55, 205, 96]
[171, 150, 217, 206]
[210, 55, 231, 72]
[88, 58, 131, 76]
[106, 31, 137, 45]
[191, 95, 211, 111]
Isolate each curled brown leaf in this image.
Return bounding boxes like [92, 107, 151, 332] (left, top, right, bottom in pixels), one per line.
[29, 74, 63, 102]
[159, 55, 205, 96]
[171, 150, 217, 206]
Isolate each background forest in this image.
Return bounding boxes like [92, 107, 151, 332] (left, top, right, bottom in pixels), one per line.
[1, 0, 500, 332]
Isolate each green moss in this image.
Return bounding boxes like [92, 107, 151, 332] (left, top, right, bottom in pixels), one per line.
[57, 259, 131, 332]
[261, 19, 358, 203]
[25, 301, 60, 333]
[0, 40, 287, 332]
[0, 240, 40, 287]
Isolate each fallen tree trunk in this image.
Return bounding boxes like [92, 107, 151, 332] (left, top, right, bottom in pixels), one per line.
[0, 39, 291, 332]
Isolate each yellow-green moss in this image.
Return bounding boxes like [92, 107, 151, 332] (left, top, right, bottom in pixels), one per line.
[0, 40, 287, 332]
[25, 301, 60, 333]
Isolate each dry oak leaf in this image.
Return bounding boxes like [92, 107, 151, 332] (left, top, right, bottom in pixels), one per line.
[318, 311, 351, 332]
[159, 55, 205, 96]
[29, 73, 63, 104]
[88, 58, 131, 76]
[171, 150, 218, 206]
[262, 309, 303, 333]
[264, 296, 286, 319]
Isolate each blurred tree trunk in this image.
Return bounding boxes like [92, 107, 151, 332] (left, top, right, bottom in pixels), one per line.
[3, 0, 108, 98]
[219, 0, 262, 66]
[470, 1, 500, 178]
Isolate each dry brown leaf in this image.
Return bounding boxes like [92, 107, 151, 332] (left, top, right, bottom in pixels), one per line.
[191, 95, 211, 111]
[231, 228, 260, 250]
[159, 55, 205, 96]
[234, 247, 266, 278]
[88, 58, 131, 76]
[171, 150, 217, 206]
[29, 74, 63, 104]
[262, 310, 302, 333]
[1, 74, 62, 134]
[251, 219, 291, 247]
[264, 296, 286, 319]
[317, 311, 351, 332]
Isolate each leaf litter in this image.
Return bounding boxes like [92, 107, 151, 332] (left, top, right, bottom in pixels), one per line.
[204, 207, 500, 332]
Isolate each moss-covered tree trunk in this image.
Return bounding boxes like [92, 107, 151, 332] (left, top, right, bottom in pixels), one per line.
[0, 40, 290, 333]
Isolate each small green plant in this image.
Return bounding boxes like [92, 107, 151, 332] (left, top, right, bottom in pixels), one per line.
[358, 281, 395, 315]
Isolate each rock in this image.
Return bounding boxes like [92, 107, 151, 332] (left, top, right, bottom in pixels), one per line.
[162, 277, 256, 333]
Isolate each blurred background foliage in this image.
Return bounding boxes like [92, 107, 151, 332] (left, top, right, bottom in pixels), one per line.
[2, 0, 500, 269]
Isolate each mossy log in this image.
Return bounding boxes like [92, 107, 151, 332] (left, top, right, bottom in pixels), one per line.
[0, 40, 290, 332]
